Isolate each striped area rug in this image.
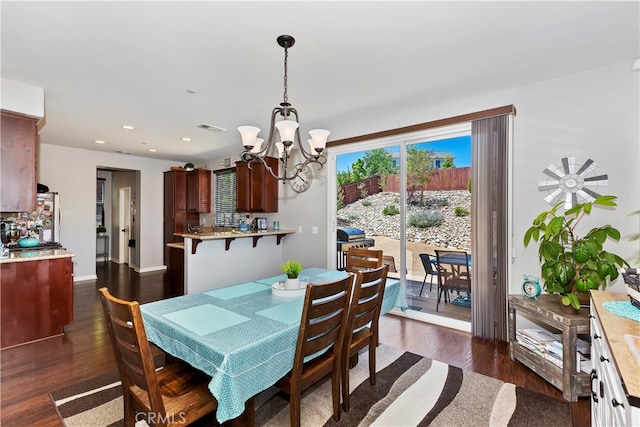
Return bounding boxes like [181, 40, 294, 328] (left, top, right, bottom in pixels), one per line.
[50, 345, 571, 427]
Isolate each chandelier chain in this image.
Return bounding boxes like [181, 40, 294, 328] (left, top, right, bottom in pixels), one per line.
[283, 45, 289, 105]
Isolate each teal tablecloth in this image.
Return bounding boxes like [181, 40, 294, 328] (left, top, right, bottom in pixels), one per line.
[140, 268, 404, 423]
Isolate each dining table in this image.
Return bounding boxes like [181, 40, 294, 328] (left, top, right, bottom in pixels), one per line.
[140, 267, 403, 424]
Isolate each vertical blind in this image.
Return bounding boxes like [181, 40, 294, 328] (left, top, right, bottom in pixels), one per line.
[214, 168, 236, 226]
[471, 114, 511, 341]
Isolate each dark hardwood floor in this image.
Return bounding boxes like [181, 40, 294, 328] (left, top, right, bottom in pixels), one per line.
[0, 262, 589, 426]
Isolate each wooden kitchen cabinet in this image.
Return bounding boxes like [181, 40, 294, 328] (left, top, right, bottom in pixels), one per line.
[236, 157, 279, 213]
[1, 256, 74, 348]
[1, 110, 38, 211]
[163, 170, 199, 264]
[187, 168, 211, 213]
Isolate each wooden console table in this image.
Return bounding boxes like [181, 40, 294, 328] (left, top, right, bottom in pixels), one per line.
[508, 294, 591, 401]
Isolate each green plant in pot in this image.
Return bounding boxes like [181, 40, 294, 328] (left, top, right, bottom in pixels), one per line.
[281, 259, 303, 290]
[281, 259, 303, 278]
[524, 195, 629, 311]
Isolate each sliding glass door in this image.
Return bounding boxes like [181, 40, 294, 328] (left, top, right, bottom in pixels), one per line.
[332, 123, 473, 331]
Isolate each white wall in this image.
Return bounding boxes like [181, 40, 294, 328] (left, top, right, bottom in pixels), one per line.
[38, 144, 179, 280]
[208, 61, 639, 294]
[0, 78, 44, 118]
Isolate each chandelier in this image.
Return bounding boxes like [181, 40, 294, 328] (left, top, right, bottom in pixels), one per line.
[238, 35, 329, 184]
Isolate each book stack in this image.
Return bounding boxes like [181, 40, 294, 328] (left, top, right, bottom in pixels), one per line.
[516, 328, 591, 373]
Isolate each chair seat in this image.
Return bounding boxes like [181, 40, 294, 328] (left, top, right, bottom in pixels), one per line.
[130, 360, 218, 426]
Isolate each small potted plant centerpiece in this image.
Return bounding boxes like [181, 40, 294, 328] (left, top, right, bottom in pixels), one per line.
[524, 195, 629, 312]
[281, 259, 303, 290]
[97, 226, 107, 236]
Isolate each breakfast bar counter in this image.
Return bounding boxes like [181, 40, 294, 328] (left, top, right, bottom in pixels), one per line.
[173, 229, 297, 295]
[175, 229, 295, 253]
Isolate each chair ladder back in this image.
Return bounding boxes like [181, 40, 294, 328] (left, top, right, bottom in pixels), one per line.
[99, 288, 166, 416]
[348, 266, 388, 334]
[294, 276, 353, 368]
[345, 248, 383, 273]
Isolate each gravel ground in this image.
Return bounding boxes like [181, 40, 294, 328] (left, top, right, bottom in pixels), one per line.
[337, 190, 471, 250]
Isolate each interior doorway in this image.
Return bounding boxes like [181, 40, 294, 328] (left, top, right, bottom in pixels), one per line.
[119, 186, 131, 265]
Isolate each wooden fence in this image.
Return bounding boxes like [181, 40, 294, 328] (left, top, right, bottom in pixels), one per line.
[339, 176, 381, 205]
[383, 167, 471, 192]
[338, 167, 470, 206]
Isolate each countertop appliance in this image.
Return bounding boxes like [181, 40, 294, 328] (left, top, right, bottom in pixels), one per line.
[7, 241, 64, 252]
[251, 217, 268, 231]
[336, 227, 375, 270]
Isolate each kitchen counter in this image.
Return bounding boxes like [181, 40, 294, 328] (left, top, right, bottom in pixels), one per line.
[175, 229, 295, 253]
[0, 248, 75, 263]
[590, 290, 640, 405]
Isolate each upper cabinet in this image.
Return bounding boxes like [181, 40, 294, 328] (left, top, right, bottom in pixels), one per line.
[187, 169, 211, 213]
[236, 157, 279, 213]
[1, 111, 37, 211]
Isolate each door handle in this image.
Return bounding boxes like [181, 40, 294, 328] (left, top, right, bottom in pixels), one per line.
[121, 228, 126, 232]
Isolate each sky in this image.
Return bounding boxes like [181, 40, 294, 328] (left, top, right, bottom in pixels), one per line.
[336, 135, 471, 173]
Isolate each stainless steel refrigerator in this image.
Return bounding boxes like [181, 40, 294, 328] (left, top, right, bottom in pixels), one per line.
[35, 192, 61, 243]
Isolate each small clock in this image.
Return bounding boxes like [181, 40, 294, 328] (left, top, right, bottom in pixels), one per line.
[522, 275, 542, 299]
[290, 163, 313, 193]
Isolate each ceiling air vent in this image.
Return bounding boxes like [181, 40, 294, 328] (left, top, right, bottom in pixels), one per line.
[198, 123, 227, 132]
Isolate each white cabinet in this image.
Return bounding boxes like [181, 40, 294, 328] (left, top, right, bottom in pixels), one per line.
[590, 291, 640, 427]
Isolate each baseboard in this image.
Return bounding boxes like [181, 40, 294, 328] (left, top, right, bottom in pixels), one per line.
[389, 307, 471, 333]
[136, 265, 167, 273]
[74, 274, 98, 282]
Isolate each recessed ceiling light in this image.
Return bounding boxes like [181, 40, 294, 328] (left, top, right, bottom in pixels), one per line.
[121, 124, 135, 130]
[94, 140, 106, 144]
[148, 149, 157, 153]
[181, 137, 192, 142]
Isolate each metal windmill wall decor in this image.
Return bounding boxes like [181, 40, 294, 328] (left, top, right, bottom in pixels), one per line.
[538, 155, 608, 209]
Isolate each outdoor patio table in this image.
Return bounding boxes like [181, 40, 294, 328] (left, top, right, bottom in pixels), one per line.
[140, 267, 402, 424]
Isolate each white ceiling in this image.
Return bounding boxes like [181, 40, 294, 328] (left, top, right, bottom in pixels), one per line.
[2, 1, 638, 163]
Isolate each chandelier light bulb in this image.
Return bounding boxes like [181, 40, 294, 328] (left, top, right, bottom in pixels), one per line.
[238, 126, 261, 149]
[308, 129, 330, 153]
[275, 120, 299, 143]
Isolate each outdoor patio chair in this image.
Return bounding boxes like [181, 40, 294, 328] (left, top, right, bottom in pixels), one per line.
[419, 253, 440, 295]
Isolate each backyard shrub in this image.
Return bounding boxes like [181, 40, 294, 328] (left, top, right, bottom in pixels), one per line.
[408, 209, 443, 228]
[382, 205, 400, 216]
[347, 214, 359, 221]
[454, 206, 470, 217]
[362, 199, 372, 207]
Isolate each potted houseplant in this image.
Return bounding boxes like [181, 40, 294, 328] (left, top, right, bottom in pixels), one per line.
[281, 259, 303, 290]
[97, 226, 107, 236]
[524, 195, 629, 312]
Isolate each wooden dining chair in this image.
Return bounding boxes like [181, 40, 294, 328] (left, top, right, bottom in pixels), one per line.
[434, 250, 471, 312]
[275, 275, 354, 427]
[99, 287, 219, 427]
[341, 265, 389, 412]
[345, 247, 383, 273]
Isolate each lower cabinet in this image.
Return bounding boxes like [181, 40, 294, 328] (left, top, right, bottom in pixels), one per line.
[1, 257, 74, 348]
[590, 292, 640, 426]
[167, 244, 184, 297]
